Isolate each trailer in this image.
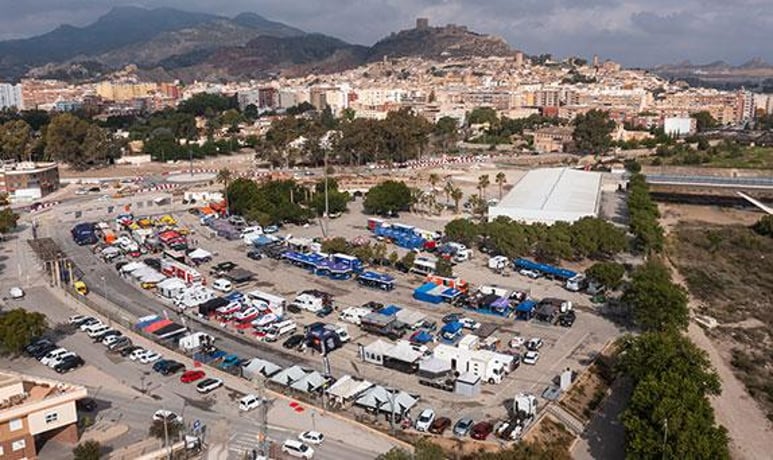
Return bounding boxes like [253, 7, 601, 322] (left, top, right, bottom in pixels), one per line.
[357, 271, 395, 291]
[513, 258, 577, 280]
[161, 259, 203, 284]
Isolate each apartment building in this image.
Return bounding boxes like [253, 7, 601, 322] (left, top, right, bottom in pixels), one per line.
[0, 83, 23, 110]
[0, 161, 60, 203]
[0, 372, 88, 459]
[532, 126, 575, 153]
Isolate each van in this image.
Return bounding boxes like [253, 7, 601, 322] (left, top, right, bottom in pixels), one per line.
[212, 278, 233, 293]
[292, 294, 324, 313]
[87, 324, 111, 338]
[264, 320, 297, 342]
[240, 226, 262, 239]
[326, 323, 350, 343]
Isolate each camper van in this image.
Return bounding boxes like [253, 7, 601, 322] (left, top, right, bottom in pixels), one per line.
[247, 290, 286, 316]
[263, 320, 297, 342]
[411, 256, 437, 276]
[339, 307, 373, 326]
[292, 293, 325, 314]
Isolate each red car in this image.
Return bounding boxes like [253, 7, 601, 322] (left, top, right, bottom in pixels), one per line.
[180, 370, 206, 383]
[470, 421, 494, 440]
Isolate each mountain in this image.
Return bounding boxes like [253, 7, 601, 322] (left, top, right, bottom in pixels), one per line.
[652, 59, 773, 91]
[3, 10, 518, 82]
[0, 7, 304, 81]
[0, 7, 220, 79]
[366, 24, 515, 61]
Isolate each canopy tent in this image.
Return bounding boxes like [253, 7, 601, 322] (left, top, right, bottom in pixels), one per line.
[139, 271, 166, 283]
[326, 375, 373, 405]
[120, 261, 145, 273]
[188, 248, 212, 260]
[157, 277, 186, 298]
[242, 358, 282, 379]
[409, 329, 434, 344]
[290, 371, 328, 393]
[145, 318, 172, 333]
[269, 365, 309, 387]
[396, 309, 426, 327]
[355, 385, 418, 417]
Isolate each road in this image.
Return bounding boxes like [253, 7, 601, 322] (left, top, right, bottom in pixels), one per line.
[1, 285, 391, 460]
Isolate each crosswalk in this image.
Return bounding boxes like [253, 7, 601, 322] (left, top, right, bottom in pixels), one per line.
[227, 424, 295, 459]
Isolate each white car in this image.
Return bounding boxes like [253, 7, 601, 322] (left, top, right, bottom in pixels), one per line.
[519, 269, 541, 279]
[526, 338, 544, 351]
[153, 409, 183, 424]
[86, 324, 111, 338]
[523, 351, 540, 365]
[48, 352, 77, 368]
[459, 317, 481, 330]
[40, 348, 69, 366]
[102, 334, 123, 346]
[68, 315, 91, 325]
[239, 394, 263, 412]
[298, 431, 325, 445]
[128, 348, 147, 361]
[196, 378, 224, 394]
[415, 408, 436, 432]
[282, 439, 314, 459]
[8, 287, 25, 299]
[509, 336, 525, 349]
[140, 351, 162, 364]
[79, 318, 103, 331]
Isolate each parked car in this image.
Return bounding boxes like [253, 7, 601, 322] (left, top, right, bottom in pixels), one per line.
[40, 348, 69, 366]
[453, 417, 474, 437]
[522, 351, 540, 365]
[459, 317, 481, 330]
[264, 225, 279, 234]
[196, 377, 223, 394]
[282, 334, 305, 350]
[180, 370, 206, 383]
[509, 336, 525, 348]
[68, 315, 92, 325]
[442, 313, 460, 324]
[140, 351, 162, 364]
[247, 250, 264, 260]
[25, 338, 53, 356]
[559, 311, 576, 327]
[415, 408, 436, 432]
[128, 348, 147, 361]
[153, 410, 183, 424]
[8, 286, 25, 299]
[315, 304, 334, 318]
[298, 431, 325, 445]
[161, 361, 185, 375]
[470, 421, 494, 440]
[108, 337, 132, 352]
[54, 355, 85, 373]
[429, 417, 452, 434]
[281, 439, 314, 459]
[121, 345, 143, 357]
[526, 338, 543, 351]
[31, 343, 58, 360]
[239, 394, 263, 412]
[519, 269, 541, 279]
[48, 352, 77, 368]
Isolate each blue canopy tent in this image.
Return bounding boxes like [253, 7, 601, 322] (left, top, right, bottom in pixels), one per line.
[380, 305, 402, 316]
[440, 321, 463, 343]
[515, 299, 537, 320]
[357, 271, 395, 291]
[413, 282, 444, 304]
[410, 329, 434, 344]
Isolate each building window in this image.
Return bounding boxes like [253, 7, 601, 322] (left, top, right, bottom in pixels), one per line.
[12, 439, 26, 451]
[45, 412, 59, 424]
[9, 418, 23, 431]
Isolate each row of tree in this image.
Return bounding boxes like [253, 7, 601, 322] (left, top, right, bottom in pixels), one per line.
[617, 259, 729, 458]
[444, 215, 627, 264]
[225, 177, 350, 226]
[627, 174, 664, 253]
[377, 437, 570, 460]
[0, 112, 123, 169]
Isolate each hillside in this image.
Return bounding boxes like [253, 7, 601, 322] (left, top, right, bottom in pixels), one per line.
[367, 25, 515, 61]
[652, 59, 773, 90]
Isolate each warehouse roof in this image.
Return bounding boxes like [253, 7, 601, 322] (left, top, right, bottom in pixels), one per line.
[489, 167, 602, 224]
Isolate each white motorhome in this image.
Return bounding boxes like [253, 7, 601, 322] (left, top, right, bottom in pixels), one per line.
[488, 255, 509, 272]
[264, 320, 297, 342]
[174, 286, 215, 309]
[292, 293, 325, 313]
[478, 285, 510, 298]
[178, 332, 215, 352]
[339, 307, 373, 326]
[410, 256, 437, 276]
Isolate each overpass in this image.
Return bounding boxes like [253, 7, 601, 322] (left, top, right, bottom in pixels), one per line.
[643, 173, 773, 207]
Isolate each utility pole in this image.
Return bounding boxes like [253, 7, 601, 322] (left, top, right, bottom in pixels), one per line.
[662, 417, 668, 460]
[256, 377, 269, 457]
[189, 149, 194, 177]
[323, 148, 329, 238]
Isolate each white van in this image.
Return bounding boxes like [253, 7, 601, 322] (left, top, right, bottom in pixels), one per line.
[212, 278, 233, 293]
[339, 307, 372, 326]
[326, 324, 351, 343]
[87, 324, 111, 338]
[264, 320, 297, 342]
[292, 294, 324, 313]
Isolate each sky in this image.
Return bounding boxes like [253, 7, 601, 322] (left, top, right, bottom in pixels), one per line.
[1, 0, 772, 67]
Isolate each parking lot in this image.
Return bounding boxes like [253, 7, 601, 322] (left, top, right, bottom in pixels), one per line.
[43, 193, 627, 441]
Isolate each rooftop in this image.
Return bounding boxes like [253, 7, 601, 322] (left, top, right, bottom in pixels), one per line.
[0, 371, 87, 417]
[489, 167, 602, 224]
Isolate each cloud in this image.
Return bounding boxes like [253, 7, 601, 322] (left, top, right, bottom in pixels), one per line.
[0, 0, 770, 67]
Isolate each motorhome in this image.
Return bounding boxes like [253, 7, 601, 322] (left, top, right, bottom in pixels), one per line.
[433, 344, 507, 384]
[410, 256, 437, 276]
[264, 320, 297, 342]
[174, 286, 215, 309]
[339, 307, 373, 326]
[292, 293, 325, 314]
[247, 289, 286, 316]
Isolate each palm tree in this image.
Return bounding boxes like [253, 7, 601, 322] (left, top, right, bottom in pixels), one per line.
[478, 174, 490, 201]
[451, 187, 464, 214]
[216, 167, 233, 214]
[495, 171, 507, 200]
[443, 181, 455, 205]
[428, 173, 440, 190]
[468, 193, 484, 219]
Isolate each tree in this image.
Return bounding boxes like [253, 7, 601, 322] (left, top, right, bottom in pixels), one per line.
[45, 114, 120, 169]
[178, 92, 236, 116]
[400, 251, 416, 271]
[449, 187, 464, 214]
[363, 180, 413, 215]
[72, 440, 101, 460]
[0, 309, 47, 354]
[243, 104, 259, 121]
[477, 174, 490, 201]
[0, 208, 19, 234]
[445, 219, 480, 246]
[495, 171, 507, 200]
[148, 419, 184, 442]
[467, 107, 498, 126]
[623, 159, 641, 174]
[435, 258, 454, 277]
[434, 116, 458, 150]
[216, 168, 233, 214]
[321, 237, 350, 254]
[388, 251, 399, 267]
[572, 109, 616, 154]
[627, 174, 664, 253]
[752, 215, 773, 237]
[691, 111, 718, 132]
[623, 260, 689, 333]
[586, 262, 625, 289]
[428, 173, 440, 191]
[0, 119, 33, 160]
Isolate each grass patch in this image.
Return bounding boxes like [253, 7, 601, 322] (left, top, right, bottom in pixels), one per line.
[670, 223, 773, 419]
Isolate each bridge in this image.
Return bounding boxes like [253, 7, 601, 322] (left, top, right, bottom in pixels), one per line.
[643, 173, 773, 207]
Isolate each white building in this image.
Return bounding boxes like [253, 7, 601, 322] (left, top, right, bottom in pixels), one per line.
[664, 117, 696, 137]
[488, 168, 602, 225]
[0, 82, 23, 110]
[433, 343, 506, 384]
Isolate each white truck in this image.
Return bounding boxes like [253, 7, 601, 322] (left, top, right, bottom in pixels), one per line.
[326, 323, 351, 343]
[174, 286, 215, 309]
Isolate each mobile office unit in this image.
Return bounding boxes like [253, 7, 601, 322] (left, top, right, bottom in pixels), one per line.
[161, 259, 203, 284]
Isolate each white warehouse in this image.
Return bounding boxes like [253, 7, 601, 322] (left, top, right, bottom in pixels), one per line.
[487, 167, 602, 225]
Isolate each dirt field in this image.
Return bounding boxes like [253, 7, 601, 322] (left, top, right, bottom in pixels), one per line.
[559, 353, 616, 424]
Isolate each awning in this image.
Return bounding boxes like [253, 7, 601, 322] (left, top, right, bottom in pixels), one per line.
[188, 248, 212, 260]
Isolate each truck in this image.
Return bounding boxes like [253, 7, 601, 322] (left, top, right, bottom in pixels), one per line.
[513, 258, 577, 281]
[488, 255, 508, 272]
[178, 332, 215, 353]
[71, 223, 98, 245]
[565, 274, 587, 292]
[326, 323, 351, 343]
